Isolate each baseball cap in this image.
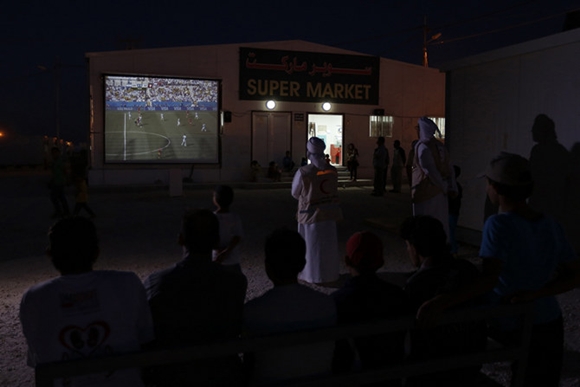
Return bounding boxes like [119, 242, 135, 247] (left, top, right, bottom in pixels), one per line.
[481, 152, 532, 186]
[345, 231, 384, 272]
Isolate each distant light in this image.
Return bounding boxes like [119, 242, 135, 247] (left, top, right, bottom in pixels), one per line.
[322, 102, 332, 111]
[0, 132, 3, 137]
[266, 100, 276, 110]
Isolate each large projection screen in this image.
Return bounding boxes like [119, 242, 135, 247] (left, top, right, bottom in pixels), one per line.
[104, 75, 220, 164]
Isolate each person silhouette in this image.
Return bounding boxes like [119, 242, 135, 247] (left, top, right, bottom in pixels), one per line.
[528, 114, 572, 225]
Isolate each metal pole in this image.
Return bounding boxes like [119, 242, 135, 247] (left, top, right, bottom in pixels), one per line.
[55, 59, 60, 139]
[423, 16, 428, 67]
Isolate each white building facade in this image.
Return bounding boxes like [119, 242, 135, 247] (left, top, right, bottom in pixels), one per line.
[442, 28, 580, 251]
[86, 40, 445, 186]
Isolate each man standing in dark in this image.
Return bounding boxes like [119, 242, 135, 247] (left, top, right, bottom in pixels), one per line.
[390, 140, 406, 193]
[143, 209, 248, 386]
[371, 136, 388, 196]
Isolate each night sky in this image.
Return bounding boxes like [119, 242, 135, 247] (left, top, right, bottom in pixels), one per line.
[0, 0, 578, 144]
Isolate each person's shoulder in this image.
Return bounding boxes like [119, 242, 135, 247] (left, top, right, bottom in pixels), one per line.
[485, 212, 514, 229]
[448, 258, 480, 278]
[143, 264, 179, 288]
[331, 279, 355, 300]
[97, 270, 143, 285]
[218, 264, 248, 287]
[21, 277, 60, 299]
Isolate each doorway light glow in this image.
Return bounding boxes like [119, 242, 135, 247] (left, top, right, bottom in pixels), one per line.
[322, 102, 332, 111]
[266, 100, 276, 110]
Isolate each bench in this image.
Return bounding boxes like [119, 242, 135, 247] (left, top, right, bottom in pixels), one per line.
[35, 302, 533, 387]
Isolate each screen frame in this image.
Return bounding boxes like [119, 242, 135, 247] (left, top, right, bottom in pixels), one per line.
[102, 73, 222, 165]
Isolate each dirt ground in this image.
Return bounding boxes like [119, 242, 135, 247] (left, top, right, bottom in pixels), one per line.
[1, 171, 578, 386]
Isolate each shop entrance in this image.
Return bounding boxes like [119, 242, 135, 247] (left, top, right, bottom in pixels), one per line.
[307, 114, 343, 165]
[251, 111, 292, 168]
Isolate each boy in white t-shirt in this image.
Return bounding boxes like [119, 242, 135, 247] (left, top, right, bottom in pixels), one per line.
[212, 185, 244, 273]
[19, 216, 154, 386]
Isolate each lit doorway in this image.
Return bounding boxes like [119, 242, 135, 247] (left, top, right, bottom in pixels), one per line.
[307, 114, 343, 165]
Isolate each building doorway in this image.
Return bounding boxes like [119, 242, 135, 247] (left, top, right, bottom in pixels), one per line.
[251, 111, 292, 168]
[307, 114, 343, 165]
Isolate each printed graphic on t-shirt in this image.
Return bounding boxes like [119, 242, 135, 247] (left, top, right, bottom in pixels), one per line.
[59, 320, 111, 358]
[60, 290, 100, 315]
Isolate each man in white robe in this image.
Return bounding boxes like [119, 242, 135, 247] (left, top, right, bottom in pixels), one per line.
[291, 137, 342, 284]
[411, 117, 457, 241]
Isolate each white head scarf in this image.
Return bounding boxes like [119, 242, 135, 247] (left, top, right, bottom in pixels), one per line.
[306, 137, 327, 169]
[418, 117, 440, 141]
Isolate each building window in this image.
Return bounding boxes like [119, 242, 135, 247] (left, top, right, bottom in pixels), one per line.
[428, 117, 446, 139]
[369, 115, 393, 137]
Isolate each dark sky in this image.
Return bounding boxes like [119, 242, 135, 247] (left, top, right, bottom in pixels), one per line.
[0, 0, 578, 143]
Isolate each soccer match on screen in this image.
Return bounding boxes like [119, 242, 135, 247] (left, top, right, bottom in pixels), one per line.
[104, 75, 220, 164]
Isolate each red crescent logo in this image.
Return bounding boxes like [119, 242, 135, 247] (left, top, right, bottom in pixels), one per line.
[320, 179, 330, 194]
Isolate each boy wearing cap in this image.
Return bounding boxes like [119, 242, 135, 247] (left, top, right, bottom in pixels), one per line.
[479, 152, 579, 386]
[400, 215, 486, 387]
[416, 152, 580, 387]
[331, 231, 408, 386]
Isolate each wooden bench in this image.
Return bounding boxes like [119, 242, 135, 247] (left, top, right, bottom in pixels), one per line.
[35, 302, 533, 387]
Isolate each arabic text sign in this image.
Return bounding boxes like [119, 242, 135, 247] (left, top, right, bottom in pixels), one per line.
[239, 47, 380, 105]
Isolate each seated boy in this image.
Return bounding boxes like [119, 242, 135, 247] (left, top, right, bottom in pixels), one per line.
[332, 231, 408, 387]
[243, 228, 336, 384]
[19, 216, 154, 386]
[400, 215, 487, 387]
[143, 209, 247, 386]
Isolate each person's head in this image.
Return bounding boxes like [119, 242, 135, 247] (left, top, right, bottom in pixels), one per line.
[482, 152, 533, 204]
[394, 140, 401, 148]
[47, 216, 99, 275]
[285, 150, 291, 157]
[213, 185, 234, 211]
[179, 209, 220, 256]
[307, 137, 326, 157]
[345, 231, 384, 275]
[417, 117, 439, 141]
[264, 228, 306, 285]
[376, 136, 385, 146]
[269, 161, 276, 167]
[399, 215, 449, 267]
[348, 143, 354, 150]
[531, 114, 556, 143]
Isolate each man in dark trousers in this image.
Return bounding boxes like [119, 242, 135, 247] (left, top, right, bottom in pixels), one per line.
[390, 140, 406, 193]
[372, 136, 389, 196]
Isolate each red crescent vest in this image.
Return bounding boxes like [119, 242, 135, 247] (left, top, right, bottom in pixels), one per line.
[295, 164, 342, 224]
